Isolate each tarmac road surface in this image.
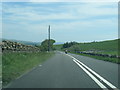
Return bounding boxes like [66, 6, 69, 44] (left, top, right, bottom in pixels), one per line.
[5, 51, 119, 89]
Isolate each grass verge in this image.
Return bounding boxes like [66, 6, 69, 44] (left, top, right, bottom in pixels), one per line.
[0, 53, 2, 89]
[70, 52, 119, 64]
[2, 52, 54, 86]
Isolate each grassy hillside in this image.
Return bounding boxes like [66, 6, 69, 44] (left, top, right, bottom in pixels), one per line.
[2, 52, 54, 86]
[78, 39, 118, 55]
[0, 53, 1, 89]
[54, 39, 119, 55]
[54, 39, 119, 63]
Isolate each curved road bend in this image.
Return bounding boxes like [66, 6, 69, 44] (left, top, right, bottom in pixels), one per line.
[5, 51, 119, 89]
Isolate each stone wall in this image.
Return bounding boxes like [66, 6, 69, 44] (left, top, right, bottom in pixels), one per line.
[1, 40, 40, 52]
[76, 51, 120, 59]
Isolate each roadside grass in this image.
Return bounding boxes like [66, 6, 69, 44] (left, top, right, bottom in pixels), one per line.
[0, 64, 1, 79]
[71, 52, 119, 64]
[0, 53, 2, 89]
[2, 52, 54, 86]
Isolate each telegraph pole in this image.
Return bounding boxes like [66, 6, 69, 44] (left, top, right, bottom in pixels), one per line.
[48, 25, 50, 51]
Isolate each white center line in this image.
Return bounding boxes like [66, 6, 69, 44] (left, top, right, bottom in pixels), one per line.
[73, 59, 108, 89]
[62, 52, 118, 89]
[74, 58, 117, 89]
[39, 65, 42, 67]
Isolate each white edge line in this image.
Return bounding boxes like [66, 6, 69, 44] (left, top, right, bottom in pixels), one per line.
[73, 59, 107, 89]
[64, 53, 118, 89]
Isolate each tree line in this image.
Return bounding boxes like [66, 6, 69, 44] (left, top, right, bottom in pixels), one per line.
[62, 42, 78, 49]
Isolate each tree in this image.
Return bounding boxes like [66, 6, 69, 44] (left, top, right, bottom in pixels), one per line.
[62, 41, 78, 48]
[41, 39, 55, 51]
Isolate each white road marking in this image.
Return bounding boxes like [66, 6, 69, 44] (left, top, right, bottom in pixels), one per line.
[62, 52, 118, 89]
[74, 58, 117, 89]
[39, 65, 42, 67]
[73, 59, 108, 89]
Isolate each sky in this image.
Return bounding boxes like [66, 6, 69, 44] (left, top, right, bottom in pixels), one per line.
[1, 0, 118, 43]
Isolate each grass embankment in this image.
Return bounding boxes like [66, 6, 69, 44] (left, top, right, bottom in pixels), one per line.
[0, 53, 2, 77]
[79, 39, 118, 52]
[78, 39, 118, 56]
[2, 52, 54, 86]
[74, 39, 119, 63]
[0, 53, 2, 89]
[54, 39, 119, 63]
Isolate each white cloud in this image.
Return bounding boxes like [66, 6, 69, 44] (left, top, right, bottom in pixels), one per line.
[2, 2, 118, 42]
[3, 2, 117, 22]
[3, 17, 117, 42]
[1, 0, 29, 2]
[2, 0, 120, 2]
[77, 3, 117, 16]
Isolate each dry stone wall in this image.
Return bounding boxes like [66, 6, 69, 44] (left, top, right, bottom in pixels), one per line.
[1, 40, 40, 52]
[76, 51, 120, 59]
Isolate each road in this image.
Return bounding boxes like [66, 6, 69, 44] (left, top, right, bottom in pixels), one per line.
[4, 51, 119, 89]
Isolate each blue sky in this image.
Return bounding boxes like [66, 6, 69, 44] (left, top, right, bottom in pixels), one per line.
[1, 2, 118, 43]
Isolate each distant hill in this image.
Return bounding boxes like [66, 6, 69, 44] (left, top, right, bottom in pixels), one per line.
[2, 38, 40, 46]
[1, 38, 64, 46]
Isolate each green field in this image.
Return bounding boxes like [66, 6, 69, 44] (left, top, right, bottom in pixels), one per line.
[78, 39, 118, 55]
[54, 39, 118, 54]
[0, 52, 2, 89]
[54, 39, 119, 63]
[2, 52, 54, 86]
